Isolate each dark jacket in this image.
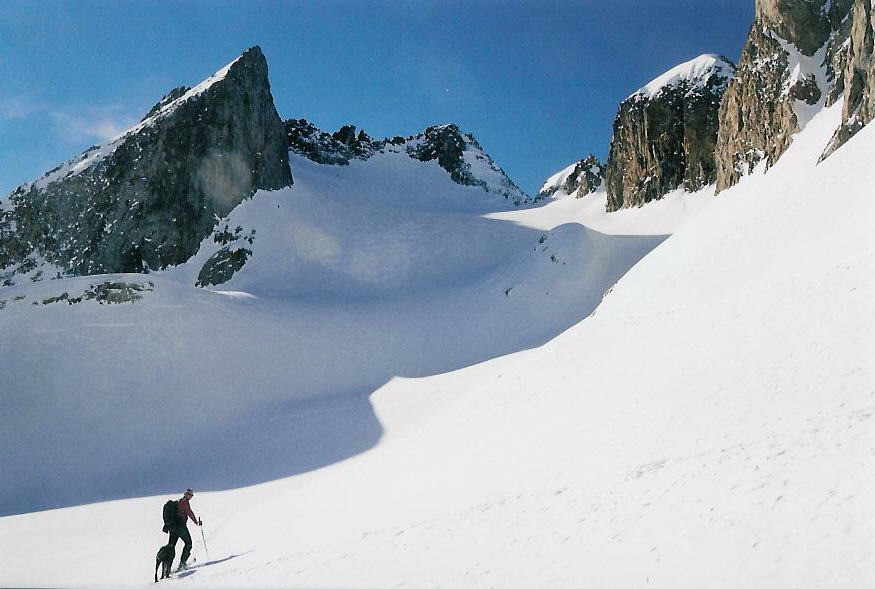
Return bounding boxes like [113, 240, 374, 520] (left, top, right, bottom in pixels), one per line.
[177, 497, 198, 525]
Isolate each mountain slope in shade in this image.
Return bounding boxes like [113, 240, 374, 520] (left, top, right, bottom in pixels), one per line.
[0, 143, 666, 517]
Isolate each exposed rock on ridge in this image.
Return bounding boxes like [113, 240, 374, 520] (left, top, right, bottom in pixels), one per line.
[823, 0, 875, 157]
[538, 156, 605, 199]
[715, 0, 853, 192]
[285, 119, 377, 165]
[605, 55, 735, 211]
[286, 119, 532, 206]
[0, 46, 292, 284]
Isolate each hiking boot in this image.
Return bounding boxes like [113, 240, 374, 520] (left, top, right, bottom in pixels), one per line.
[176, 562, 188, 572]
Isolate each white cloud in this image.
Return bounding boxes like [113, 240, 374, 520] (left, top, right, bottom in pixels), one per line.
[0, 96, 44, 121]
[50, 106, 139, 144]
[0, 94, 139, 146]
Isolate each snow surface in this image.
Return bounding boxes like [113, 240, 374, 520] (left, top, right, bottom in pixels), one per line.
[517, 180, 718, 236]
[2, 100, 874, 588]
[631, 53, 735, 100]
[0, 149, 664, 517]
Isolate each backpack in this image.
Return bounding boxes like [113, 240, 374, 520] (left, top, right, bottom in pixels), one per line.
[162, 500, 179, 532]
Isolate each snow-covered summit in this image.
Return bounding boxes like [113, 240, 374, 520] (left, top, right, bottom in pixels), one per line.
[406, 124, 531, 206]
[631, 53, 736, 100]
[285, 119, 532, 206]
[540, 162, 579, 196]
[538, 155, 605, 199]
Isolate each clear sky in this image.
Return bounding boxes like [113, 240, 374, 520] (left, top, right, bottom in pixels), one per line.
[0, 0, 754, 197]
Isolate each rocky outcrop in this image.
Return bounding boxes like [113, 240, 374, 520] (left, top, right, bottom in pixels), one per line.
[407, 124, 531, 205]
[0, 46, 292, 284]
[286, 119, 531, 206]
[823, 0, 875, 158]
[715, 0, 853, 191]
[285, 119, 377, 165]
[538, 156, 605, 199]
[756, 0, 849, 55]
[605, 55, 735, 211]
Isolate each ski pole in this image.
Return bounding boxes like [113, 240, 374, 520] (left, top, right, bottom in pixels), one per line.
[200, 520, 211, 562]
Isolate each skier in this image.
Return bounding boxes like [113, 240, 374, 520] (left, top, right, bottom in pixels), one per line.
[167, 488, 202, 571]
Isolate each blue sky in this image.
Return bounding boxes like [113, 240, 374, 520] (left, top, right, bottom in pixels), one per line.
[0, 1, 754, 197]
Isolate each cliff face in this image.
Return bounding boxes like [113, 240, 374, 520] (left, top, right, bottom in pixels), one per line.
[715, 0, 853, 192]
[0, 46, 291, 284]
[823, 0, 875, 157]
[605, 55, 735, 211]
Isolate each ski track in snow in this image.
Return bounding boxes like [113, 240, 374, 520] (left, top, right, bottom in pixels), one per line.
[1, 102, 874, 588]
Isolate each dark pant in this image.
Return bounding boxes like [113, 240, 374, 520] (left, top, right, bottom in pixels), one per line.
[168, 524, 193, 565]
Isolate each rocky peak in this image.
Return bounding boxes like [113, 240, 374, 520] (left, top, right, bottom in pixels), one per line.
[406, 124, 531, 206]
[539, 155, 605, 200]
[406, 124, 473, 185]
[0, 45, 291, 284]
[631, 54, 736, 101]
[605, 55, 735, 211]
[286, 119, 531, 206]
[715, 0, 854, 192]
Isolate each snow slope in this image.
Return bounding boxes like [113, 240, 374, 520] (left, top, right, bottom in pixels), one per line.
[0, 149, 663, 517]
[2, 102, 873, 588]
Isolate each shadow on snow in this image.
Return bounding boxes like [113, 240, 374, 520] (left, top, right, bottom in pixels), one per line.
[0, 213, 666, 516]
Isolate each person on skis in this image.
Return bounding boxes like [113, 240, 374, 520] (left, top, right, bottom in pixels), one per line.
[167, 488, 202, 570]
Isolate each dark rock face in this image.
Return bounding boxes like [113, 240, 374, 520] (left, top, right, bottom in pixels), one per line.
[285, 119, 375, 165]
[823, 0, 875, 158]
[826, 4, 858, 105]
[567, 156, 606, 198]
[605, 55, 735, 211]
[756, 0, 839, 55]
[0, 46, 291, 283]
[715, 0, 854, 192]
[196, 247, 252, 287]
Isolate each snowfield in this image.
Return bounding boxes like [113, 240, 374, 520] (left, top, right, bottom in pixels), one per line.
[1, 102, 874, 587]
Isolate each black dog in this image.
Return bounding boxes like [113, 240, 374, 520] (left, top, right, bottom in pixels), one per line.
[155, 544, 175, 582]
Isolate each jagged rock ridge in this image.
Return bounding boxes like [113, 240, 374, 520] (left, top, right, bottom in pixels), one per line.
[0, 46, 292, 286]
[286, 119, 532, 206]
[285, 119, 378, 165]
[715, 0, 854, 192]
[605, 55, 735, 211]
[538, 156, 605, 199]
